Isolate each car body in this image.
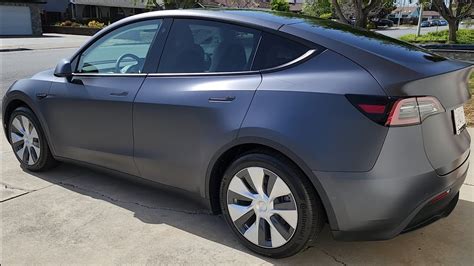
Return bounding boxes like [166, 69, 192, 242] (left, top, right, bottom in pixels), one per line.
[430, 20, 440, 26]
[421, 20, 431, 27]
[373, 18, 394, 27]
[2, 10, 472, 257]
[438, 20, 448, 26]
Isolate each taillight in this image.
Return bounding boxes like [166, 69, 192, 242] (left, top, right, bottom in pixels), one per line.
[346, 95, 444, 127]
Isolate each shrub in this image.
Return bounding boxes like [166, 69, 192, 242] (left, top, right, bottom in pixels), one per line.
[87, 20, 105, 29]
[319, 12, 332, 19]
[59, 20, 73, 27]
[400, 29, 474, 44]
[367, 21, 377, 30]
[271, 0, 290, 12]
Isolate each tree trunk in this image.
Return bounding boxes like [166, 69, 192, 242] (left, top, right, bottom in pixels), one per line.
[355, 13, 367, 28]
[332, 0, 350, 24]
[448, 20, 457, 43]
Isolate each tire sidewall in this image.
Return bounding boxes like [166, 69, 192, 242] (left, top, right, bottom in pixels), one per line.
[220, 153, 322, 258]
[8, 107, 50, 171]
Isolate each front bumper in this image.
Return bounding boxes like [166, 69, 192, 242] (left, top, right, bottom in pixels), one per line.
[311, 125, 469, 241]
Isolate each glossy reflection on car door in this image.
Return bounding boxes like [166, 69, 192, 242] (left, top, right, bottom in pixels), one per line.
[133, 75, 262, 193]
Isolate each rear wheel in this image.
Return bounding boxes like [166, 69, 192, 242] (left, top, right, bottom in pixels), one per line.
[8, 107, 57, 171]
[219, 152, 325, 258]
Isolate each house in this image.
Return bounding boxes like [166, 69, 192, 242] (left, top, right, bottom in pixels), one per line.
[43, 0, 163, 23]
[388, 6, 442, 24]
[422, 10, 441, 21]
[0, 0, 45, 36]
[387, 6, 417, 24]
[288, 0, 303, 12]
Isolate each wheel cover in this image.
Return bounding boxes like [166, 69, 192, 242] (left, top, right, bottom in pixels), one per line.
[10, 115, 41, 166]
[226, 167, 298, 248]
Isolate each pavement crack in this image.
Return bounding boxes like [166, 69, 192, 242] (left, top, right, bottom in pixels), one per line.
[57, 181, 212, 216]
[318, 248, 347, 266]
[464, 183, 474, 187]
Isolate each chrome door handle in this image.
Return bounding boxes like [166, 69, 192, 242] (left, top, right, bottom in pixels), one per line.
[110, 91, 128, 97]
[209, 96, 236, 103]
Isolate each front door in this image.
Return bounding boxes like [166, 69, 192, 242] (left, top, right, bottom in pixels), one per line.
[41, 19, 164, 175]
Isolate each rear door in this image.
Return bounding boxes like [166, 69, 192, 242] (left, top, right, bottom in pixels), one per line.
[133, 19, 262, 193]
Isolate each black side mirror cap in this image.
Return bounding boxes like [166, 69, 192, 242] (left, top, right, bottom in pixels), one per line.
[54, 58, 73, 77]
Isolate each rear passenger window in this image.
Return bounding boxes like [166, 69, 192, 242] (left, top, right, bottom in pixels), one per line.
[158, 19, 260, 73]
[252, 33, 309, 70]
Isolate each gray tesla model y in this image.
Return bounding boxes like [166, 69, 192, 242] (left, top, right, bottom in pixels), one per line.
[2, 10, 472, 258]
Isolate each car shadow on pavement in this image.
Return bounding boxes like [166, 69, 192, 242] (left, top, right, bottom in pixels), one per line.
[26, 162, 474, 264]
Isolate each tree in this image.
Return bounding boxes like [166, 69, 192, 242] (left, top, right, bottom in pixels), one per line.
[430, 0, 473, 43]
[372, 0, 395, 20]
[271, 0, 290, 11]
[163, 0, 197, 9]
[332, 0, 386, 28]
[302, 0, 332, 18]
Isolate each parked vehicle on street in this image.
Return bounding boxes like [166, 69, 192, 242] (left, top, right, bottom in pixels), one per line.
[438, 20, 448, 26]
[373, 18, 394, 27]
[2, 10, 472, 258]
[430, 20, 440, 26]
[421, 20, 431, 27]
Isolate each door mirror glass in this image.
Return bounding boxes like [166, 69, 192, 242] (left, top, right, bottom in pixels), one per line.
[77, 19, 162, 74]
[54, 58, 73, 77]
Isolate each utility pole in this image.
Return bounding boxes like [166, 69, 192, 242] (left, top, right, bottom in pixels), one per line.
[398, 0, 407, 27]
[416, 2, 423, 36]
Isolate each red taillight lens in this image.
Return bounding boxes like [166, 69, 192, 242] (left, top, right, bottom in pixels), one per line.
[386, 98, 420, 126]
[347, 95, 445, 127]
[385, 96, 445, 126]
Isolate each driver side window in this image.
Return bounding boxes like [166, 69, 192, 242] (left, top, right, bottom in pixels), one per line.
[77, 19, 162, 74]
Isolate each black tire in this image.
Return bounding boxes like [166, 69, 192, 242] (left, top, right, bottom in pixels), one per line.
[8, 106, 58, 171]
[219, 152, 325, 258]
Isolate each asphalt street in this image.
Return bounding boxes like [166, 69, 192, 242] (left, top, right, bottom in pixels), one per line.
[375, 25, 453, 38]
[1, 33, 474, 264]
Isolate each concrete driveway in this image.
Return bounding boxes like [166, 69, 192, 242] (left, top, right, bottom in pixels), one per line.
[1, 126, 473, 264]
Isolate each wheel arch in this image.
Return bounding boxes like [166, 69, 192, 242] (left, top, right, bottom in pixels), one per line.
[2, 93, 55, 156]
[205, 136, 339, 230]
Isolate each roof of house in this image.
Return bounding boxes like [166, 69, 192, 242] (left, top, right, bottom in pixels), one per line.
[392, 6, 417, 15]
[422, 11, 441, 17]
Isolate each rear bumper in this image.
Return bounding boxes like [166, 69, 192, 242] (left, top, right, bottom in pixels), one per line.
[311, 125, 469, 241]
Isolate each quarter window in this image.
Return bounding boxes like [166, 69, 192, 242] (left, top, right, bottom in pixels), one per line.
[158, 19, 260, 73]
[77, 19, 162, 74]
[252, 32, 309, 70]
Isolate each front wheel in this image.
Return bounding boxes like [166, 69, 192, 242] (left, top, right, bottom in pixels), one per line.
[8, 107, 58, 171]
[219, 152, 325, 258]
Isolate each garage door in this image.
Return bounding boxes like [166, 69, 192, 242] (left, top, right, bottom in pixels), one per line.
[0, 5, 32, 35]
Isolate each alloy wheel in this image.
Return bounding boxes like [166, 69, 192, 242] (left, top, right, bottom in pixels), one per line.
[10, 115, 41, 165]
[226, 167, 298, 248]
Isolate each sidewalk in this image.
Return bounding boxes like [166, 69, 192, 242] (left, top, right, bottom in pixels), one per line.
[0, 33, 90, 51]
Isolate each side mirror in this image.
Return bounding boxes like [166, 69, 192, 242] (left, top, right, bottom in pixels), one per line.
[54, 58, 73, 78]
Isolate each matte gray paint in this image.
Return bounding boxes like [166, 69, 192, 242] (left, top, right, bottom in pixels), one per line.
[42, 76, 145, 176]
[2, 10, 472, 242]
[133, 74, 261, 193]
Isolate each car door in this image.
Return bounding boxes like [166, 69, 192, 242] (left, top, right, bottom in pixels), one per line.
[41, 19, 166, 175]
[133, 19, 262, 194]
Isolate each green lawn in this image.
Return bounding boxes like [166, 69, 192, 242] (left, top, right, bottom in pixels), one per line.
[400, 29, 474, 44]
